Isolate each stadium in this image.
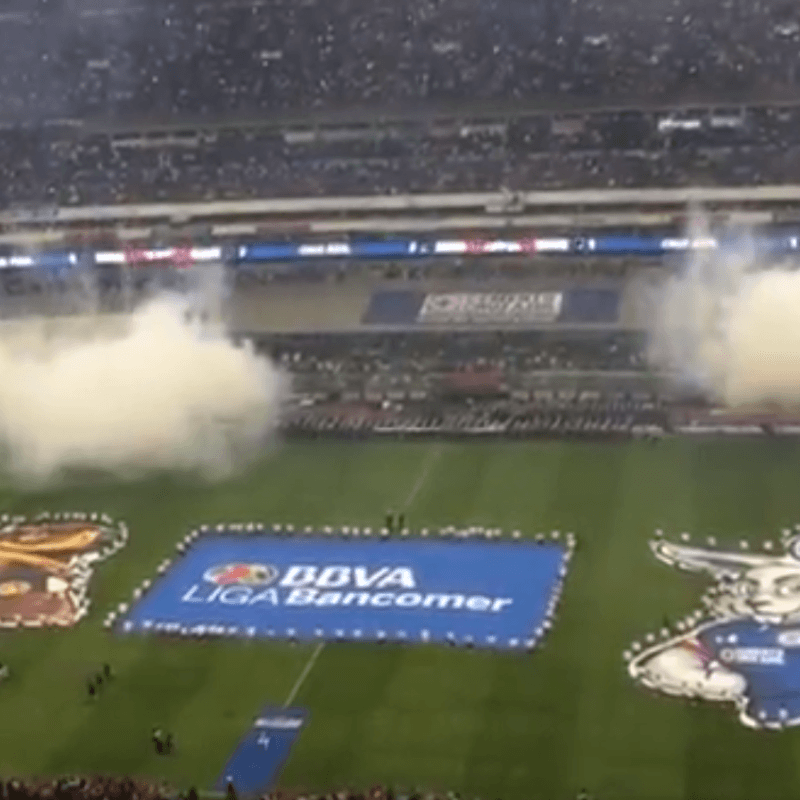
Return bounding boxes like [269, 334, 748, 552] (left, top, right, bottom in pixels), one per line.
[5, 2, 800, 800]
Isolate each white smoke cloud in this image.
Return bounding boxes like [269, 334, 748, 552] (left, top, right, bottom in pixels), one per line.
[0, 290, 286, 484]
[648, 222, 800, 408]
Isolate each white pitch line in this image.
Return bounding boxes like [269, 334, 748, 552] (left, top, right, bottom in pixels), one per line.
[402, 444, 441, 509]
[284, 640, 324, 707]
[281, 446, 441, 707]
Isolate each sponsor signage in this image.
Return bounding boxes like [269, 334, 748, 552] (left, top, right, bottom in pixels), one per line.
[10, 232, 800, 272]
[119, 533, 570, 649]
[417, 292, 563, 325]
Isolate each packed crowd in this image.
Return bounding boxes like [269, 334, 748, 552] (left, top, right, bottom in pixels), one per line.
[0, 0, 799, 209]
[233, 260, 636, 287]
[0, 0, 793, 208]
[0, 783, 598, 800]
[4, 104, 800, 208]
[259, 790, 596, 800]
[0, 780, 598, 800]
[0, 260, 636, 306]
[0, 777, 177, 800]
[0, 0, 796, 122]
[270, 329, 662, 438]
[259, 787, 592, 800]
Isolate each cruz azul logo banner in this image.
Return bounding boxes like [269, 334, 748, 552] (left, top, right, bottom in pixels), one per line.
[628, 533, 800, 729]
[119, 533, 570, 649]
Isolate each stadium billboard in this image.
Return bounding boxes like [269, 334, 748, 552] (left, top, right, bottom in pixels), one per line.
[416, 292, 563, 325]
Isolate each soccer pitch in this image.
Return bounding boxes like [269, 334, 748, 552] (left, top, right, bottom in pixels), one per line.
[3, 439, 800, 800]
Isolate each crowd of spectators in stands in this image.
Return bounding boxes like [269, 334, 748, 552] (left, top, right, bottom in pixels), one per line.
[269, 329, 664, 439]
[0, 780, 602, 800]
[260, 790, 455, 800]
[233, 260, 636, 288]
[285, 397, 666, 440]
[0, 260, 636, 307]
[1, 0, 797, 123]
[260, 789, 595, 800]
[0, 0, 796, 207]
[1, 785, 567, 800]
[4, 105, 800, 208]
[0, 777, 176, 800]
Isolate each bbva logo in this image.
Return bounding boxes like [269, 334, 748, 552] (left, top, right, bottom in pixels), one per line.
[204, 564, 279, 587]
[203, 564, 416, 590]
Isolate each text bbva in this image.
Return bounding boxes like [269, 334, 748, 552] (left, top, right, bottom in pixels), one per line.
[182, 565, 513, 612]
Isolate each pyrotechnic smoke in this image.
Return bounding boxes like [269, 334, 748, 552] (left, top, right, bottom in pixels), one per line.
[648, 218, 800, 408]
[0, 280, 286, 484]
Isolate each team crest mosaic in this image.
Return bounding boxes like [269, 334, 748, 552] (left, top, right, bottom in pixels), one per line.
[0, 512, 127, 628]
[627, 529, 800, 729]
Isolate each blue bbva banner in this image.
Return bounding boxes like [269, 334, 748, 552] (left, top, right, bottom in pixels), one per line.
[118, 532, 571, 649]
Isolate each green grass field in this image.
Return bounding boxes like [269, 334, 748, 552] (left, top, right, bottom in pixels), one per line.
[2, 439, 800, 800]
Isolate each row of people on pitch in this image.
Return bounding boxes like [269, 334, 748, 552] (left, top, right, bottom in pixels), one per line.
[285, 405, 662, 436]
[151, 727, 175, 757]
[384, 511, 406, 532]
[85, 663, 113, 698]
[263, 330, 648, 378]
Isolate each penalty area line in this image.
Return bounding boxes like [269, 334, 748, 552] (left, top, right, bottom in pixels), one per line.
[280, 448, 440, 706]
[402, 444, 441, 510]
[284, 640, 324, 707]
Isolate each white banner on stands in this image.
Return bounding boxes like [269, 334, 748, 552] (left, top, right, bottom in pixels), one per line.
[418, 292, 563, 324]
[675, 424, 763, 435]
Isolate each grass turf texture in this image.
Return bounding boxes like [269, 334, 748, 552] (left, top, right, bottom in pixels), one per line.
[1, 439, 800, 800]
